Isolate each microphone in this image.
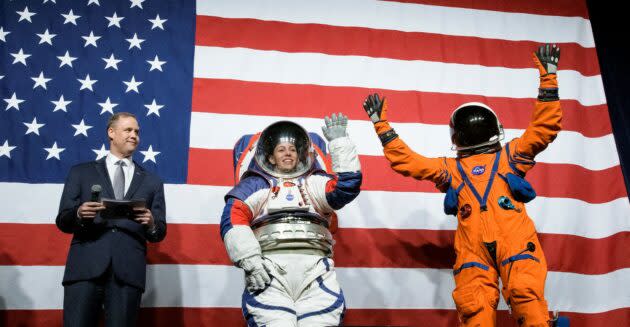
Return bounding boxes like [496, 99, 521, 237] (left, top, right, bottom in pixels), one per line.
[90, 184, 102, 202]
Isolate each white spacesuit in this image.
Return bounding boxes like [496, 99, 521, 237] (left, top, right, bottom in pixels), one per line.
[220, 114, 362, 326]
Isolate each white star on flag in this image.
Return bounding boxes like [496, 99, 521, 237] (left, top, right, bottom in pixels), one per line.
[87, 0, 100, 6]
[149, 14, 167, 30]
[102, 53, 122, 70]
[144, 99, 164, 116]
[31, 72, 52, 90]
[44, 142, 65, 160]
[82, 31, 101, 47]
[10, 48, 31, 66]
[57, 51, 77, 68]
[106, 12, 124, 28]
[23, 117, 45, 135]
[130, 0, 145, 9]
[126, 33, 145, 50]
[51, 95, 72, 112]
[98, 97, 118, 115]
[4, 92, 25, 111]
[147, 55, 166, 72]
[140, 145, 160, 163]
[123, 76, 142, 93]
[72, 119, 93, 137]
[16, 6, 37, 23]
[0, 140, 17, 159]
[43, 0, 57, 3]
[36, 29, 56, 45]
[61, 9, 81, 25]
[92, 144, 109, 160]
[0, 27, 10, 42]
[78, 74, 97, 91]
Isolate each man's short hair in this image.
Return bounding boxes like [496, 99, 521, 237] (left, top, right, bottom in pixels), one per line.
[107, 112, 137, 131]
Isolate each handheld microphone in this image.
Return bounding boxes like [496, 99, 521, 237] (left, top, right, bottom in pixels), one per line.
[90, 184, 102, 202]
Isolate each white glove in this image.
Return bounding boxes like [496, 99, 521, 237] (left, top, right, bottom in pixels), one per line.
[322, 113, 348, 141]
[239, 255, 273, 292]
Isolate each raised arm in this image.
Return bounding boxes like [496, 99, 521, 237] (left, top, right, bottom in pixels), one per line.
[510, 44, 563, 174]
[317, 113, 362, 210]
[363, 94, 448, 185]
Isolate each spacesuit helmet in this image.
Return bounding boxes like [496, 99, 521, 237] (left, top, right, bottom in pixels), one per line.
[449, 102, 504, 153]
[254, 121, 314, 178]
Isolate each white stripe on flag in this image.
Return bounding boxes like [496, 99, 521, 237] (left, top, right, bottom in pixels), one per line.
[1, 265, 627, 313]
[193, 46, 605, 107]
[1, 183, 628, 239]
[190, 113, 619, 171]
[196, 0, 595, 47]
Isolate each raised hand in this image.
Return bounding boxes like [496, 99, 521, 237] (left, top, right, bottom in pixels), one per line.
[363, 93, 387, 124]
[322, 112, 348, 141]
[534, 44, 560, 76]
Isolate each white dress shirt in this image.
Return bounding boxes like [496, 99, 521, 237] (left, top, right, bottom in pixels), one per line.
[105, 152, 135, 196]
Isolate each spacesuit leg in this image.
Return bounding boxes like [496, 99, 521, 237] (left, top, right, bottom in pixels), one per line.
[500, 242, 550, 327]
[295, 257, 345, 327]
[452, 258, 500, 327]
[241, 266, 298, 327]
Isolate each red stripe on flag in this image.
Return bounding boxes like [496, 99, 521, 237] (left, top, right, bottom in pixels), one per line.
[3, 307, 628, 327]
[187, 149, 626, 204]
[192, 79, 612, 138]
[2, 224, 627, 274]
[380, 0, 590, 19]
[196, 16, 599, 76]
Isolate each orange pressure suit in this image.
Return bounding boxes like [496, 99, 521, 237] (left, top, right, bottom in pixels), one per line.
[371, 54, 561, 326]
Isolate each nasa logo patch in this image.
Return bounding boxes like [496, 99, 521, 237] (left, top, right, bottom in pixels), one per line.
[471, 165, 486, 175]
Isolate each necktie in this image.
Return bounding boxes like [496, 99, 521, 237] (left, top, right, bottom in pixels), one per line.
[113, 160, 126, 200]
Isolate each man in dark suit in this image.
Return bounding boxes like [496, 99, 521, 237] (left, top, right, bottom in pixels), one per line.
[56, 112, 167, 327]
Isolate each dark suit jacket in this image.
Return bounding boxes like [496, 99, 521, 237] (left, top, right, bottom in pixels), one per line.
[56, 158, 167, 290]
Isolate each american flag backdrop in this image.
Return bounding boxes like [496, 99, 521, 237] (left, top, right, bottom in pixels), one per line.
[1, 0, 629, 326]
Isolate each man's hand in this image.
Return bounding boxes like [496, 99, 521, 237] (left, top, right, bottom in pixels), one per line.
[240, 255, 273, 292]
[77, 202, 105, 219]
[363, 93, 388, 124]
[322, 113, 348, 141]
[134, 207, 154, 227]
[534, 44, 560, 76]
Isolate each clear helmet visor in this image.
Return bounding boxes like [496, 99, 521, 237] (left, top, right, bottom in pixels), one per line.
[254, 121, 314, 178]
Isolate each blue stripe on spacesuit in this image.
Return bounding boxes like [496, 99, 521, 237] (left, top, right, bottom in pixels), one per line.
[453, 262, 490, 276]
[220, 198, 236, 239]
[321, 257, 331, 272]
[297, 276, 345, 322]
[241, 291, 260, 327]
[242, 290, 297, 316]
[501, 254, 540, 266]
[325, 171, 362, 210]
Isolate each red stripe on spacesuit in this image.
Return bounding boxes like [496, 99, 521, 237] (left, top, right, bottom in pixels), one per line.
[196, 16, 598, 76]
[325, 178, 338, 193]
[3, 224, 627, 275]
[229, 199, 253, 225]
[187, 149, 627, 204]
[3, 302, 628, 327]
[191, 78, 611, 138]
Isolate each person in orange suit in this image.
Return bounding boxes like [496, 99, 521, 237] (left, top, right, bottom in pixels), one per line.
[362, 44, 561, 326]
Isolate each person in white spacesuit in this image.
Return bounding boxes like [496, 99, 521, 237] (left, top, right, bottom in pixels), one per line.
[220, 113, 362, 326]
